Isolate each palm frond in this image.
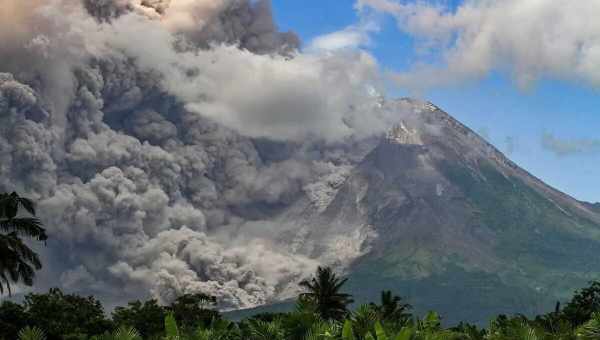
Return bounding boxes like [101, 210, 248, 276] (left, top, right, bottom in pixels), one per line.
[0, 192, 36, 218]
[113, 326, 142, 340]
[0, 217, 47, 241]
[164, 313, 180, 339]
[17, 326, 47, 340]
[247, 318, 285, 340]
[18, 196, 36, 216]
[576, 312, 600, 339]
[0, 192, 45, 296]
[304, 320, 340, 340]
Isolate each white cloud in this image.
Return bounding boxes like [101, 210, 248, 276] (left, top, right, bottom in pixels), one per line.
[308, 20, 379, 52]
[310, 29, 368, 52]
[359, 0, 600, 91]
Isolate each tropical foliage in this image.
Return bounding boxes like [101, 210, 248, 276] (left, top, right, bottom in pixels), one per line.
[0, 192, 47, 295]
[3, 267, 600, 340]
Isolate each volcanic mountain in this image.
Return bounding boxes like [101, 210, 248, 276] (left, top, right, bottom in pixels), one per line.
[5, 0, 600, 328]
[243, 99, 600, 325]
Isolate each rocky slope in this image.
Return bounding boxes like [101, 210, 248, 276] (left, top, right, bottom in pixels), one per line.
[292, 99, 600, 324]
[231, 99, 600, 325]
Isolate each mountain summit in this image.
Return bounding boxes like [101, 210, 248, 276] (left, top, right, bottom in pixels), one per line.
[286, 99, 600, 324]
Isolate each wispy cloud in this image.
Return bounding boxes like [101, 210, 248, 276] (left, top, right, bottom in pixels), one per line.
[541, 133, 600, 157]
[309, 27, 371, 52]
[307, 15, 380, 52]
[504, 136, 519, 156]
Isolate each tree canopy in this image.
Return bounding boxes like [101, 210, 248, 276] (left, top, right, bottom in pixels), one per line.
[4, 268, 600, 339]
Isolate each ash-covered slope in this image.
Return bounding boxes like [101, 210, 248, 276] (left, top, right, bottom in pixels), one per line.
[315, 99, 600, 324]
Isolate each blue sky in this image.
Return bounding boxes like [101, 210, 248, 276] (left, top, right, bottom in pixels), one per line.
[272, 0, 600, 203]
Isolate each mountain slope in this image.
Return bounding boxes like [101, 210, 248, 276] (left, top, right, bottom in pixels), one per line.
[302, 99, 600, 325]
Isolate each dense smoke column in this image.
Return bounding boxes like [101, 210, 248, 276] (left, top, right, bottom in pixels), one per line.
[82, 0, 300, 55]
[0, 0, 387, 309]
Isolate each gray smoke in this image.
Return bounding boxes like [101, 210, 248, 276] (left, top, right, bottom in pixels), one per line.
[83, 0, 300, 55]
[0, 0, 393, 309]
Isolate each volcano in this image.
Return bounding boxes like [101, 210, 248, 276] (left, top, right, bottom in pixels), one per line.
[247, 99, 600, 325]
[5, 0, 600, 329]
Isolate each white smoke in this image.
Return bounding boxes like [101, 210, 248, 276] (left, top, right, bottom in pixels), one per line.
[358, 0, 600, 91]
[0, 0, 392, 309]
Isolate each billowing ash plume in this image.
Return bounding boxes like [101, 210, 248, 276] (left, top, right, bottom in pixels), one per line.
[0, 0, 395, 309]
[83, 0, 300, 55]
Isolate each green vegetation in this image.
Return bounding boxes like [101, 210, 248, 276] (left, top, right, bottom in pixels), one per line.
[0, 192, 47, 295]
[4, 266, 600, 339]
[440, 160, 600, 267]
[3, 177, 600, 340]
[435, 160, 600, 305]
[345, 261, 549, 325]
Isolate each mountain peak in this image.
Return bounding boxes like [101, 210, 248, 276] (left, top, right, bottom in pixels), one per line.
[305, 100, 600, 324]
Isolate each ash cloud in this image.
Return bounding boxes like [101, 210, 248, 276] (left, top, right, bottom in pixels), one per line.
[83, 0, 300, 55]
[0, 0, 393, 309]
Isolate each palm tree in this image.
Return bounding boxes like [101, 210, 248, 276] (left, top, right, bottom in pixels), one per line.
[0, 192, 47, 295]
[299, 266, 354, 321]
[370, 290, 412, 323]
[349, 304, 379, 339]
